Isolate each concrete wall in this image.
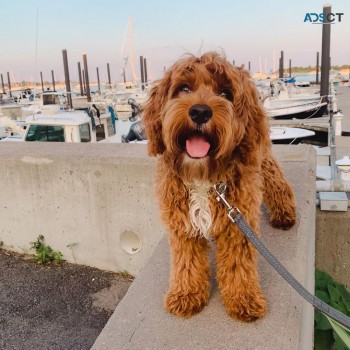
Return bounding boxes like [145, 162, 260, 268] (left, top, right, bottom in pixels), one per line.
[0, 143, 318, 348]
[0, 143, 164, 276]
[316, 208, 350, 288]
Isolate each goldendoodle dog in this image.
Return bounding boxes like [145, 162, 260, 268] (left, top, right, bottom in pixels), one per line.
[142, 52, 296, 322]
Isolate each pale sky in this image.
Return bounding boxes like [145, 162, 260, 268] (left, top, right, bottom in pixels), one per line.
[1, 0, 349, 84]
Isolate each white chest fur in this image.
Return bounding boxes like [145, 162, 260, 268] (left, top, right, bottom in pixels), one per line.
[186, 181, 212, 240]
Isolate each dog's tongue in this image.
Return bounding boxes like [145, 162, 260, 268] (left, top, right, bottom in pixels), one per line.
[186, 136, 210, 158]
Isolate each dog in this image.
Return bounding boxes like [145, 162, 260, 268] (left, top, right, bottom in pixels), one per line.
[142, 52, 296, 322]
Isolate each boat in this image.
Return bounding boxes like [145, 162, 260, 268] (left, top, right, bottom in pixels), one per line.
[264, 79, 322, 106]
[0, 115, 27, 139]
[119, 123, 316, 146]
[264, 98, 327, 119]
[0, 92, 24, 119]
[1, 89, 118, 143]
[1, 110, 115, 143]
[24, 113, 96, 142]
[270, 127, 315, 144]
[11, 88, 34, 103]
[21, 90, 67, 116]
[0, 113, 6, 139]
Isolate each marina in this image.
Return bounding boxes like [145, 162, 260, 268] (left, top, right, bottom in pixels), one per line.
[1, 78, 350, 350]
[1, 1, 350, 350]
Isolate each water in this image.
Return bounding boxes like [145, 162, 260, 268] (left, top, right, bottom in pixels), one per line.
[294, 74, 317, 82]
[293, 73, 349, 83]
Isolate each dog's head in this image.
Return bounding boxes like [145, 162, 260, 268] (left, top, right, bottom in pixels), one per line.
[143, 51, 269, 181]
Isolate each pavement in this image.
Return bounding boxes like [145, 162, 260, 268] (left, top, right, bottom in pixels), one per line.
[0, 250, 132, 350]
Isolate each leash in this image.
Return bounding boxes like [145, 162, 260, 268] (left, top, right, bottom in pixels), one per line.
[210, 182, 350, 329]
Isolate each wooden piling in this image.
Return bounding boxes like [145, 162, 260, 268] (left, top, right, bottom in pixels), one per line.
[77, 62, 84, 95]
[107, 63, 111, 88]
[82, 53, 91, 102]
[96, 67, 101, 92]
[40, 71, 44, 91]
[140, 56, 145, 90]
[7, 72, 12, 98]
[320, 4, 331, 100]
[82, 69, 86, 95]
[1, 74, 5, 94]
[51, 70, 56, 91]
[316, 52, 320, 84]
[62, 49, 73, 109]
[289, 59, 292, 78]
[279, 51, 284, 78]
[143, 57, 148, 87]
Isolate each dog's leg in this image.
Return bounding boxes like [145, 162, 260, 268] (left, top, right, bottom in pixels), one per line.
[262, 152, 296, 230]
[215, 231, 267, 322]
[164, 233, 211, 317]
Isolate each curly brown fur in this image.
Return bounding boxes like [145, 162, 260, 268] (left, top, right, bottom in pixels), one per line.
[142, 52, 296, 321]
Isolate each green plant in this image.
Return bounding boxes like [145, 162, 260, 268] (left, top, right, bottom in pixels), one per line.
[315, 270, 350, 350]
[0, 241, 3, 249]
[119, 270, 134, 281]
[30, 235, 63, 265]
[67, 242, 78, 263]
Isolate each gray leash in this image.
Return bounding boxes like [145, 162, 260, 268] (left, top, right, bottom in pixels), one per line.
[211, 182, 350, 329]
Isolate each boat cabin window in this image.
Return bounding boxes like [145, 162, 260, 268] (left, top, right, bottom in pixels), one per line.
[96, 124, 105, 141]
[79, 123, 91, 142]
[25, 125, 65, 142]
[43, 94, 60, 105]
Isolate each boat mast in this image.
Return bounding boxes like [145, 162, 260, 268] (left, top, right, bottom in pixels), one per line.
[35, 7, 39, 87]
[129, 15, 138, 84]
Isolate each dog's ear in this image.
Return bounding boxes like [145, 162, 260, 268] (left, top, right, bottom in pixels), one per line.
[142, 76, 170, 156]
[236, 68, 270, 148]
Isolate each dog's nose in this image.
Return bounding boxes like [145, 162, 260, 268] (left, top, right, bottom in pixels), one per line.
[189, 104, 212, 125]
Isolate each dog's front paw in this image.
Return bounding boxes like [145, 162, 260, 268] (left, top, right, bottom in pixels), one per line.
[164, 288, 209, 318]
[270, 209, 296, 230]
[224, 291, 267, 322]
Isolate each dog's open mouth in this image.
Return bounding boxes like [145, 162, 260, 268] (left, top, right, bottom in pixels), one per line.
[179, 131, 212, 158]
[186, 135, 210, 158]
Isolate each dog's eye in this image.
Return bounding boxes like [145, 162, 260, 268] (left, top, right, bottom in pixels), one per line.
[173, 85, 192, 98]
[179, 85, 191, 93]
[219, 90, 233, 101]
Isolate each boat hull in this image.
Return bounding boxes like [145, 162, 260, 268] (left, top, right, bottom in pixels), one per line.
[269, 104, 327, 120]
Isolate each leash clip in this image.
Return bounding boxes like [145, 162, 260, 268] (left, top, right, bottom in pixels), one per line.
[211, 182, 241, 222]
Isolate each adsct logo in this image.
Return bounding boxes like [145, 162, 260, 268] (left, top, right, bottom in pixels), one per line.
[304, 12, 344, 24]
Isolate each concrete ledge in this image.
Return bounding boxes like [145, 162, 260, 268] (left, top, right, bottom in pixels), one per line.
[0, 143, 164, 276]
[92, 145, 317, 350]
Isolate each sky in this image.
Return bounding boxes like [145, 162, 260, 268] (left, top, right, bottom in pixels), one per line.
[1, 0, 350, 84]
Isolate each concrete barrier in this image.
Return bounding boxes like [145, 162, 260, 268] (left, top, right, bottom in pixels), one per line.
[0, 143, 164, 276]
[91, 145, 317, 350]
[316, 208, 350, 288]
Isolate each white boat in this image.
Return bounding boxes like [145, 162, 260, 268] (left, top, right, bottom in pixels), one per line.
[1, 107, 116, 143]
[21, 90, 67, 116]
[262, 79, 322, 107]
[270, 126, 315, 144]
[0, 115, 26, 139]
[0, 113, 6, 139]
[264, 98, 327, 119]
[0, 92, 24, 119]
